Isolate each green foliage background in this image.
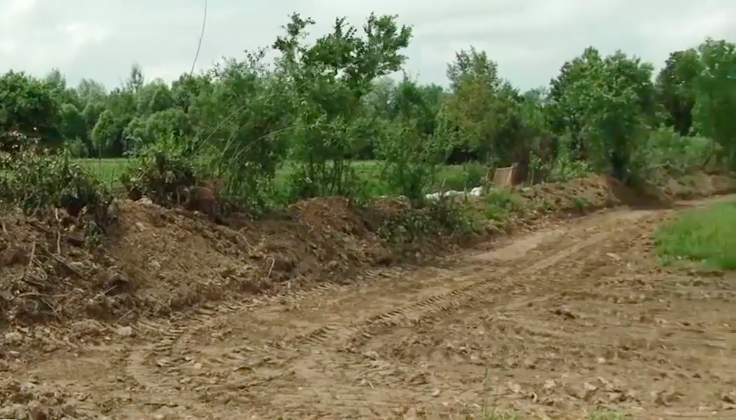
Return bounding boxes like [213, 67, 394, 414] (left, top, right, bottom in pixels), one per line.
[1, 11, 733, 213]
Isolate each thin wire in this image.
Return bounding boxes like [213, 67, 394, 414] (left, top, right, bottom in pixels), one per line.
[190, 0, 208, 76]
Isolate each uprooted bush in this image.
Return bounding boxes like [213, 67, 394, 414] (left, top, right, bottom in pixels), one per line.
[0, 146, 112, 228]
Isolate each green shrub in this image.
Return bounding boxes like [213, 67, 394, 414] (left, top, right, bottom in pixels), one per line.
[0, 146, 109, 218]
[119, 141, 198, 206]
[572, 196, 589, 212]
[481, 189, 525, 222]
[378, 198, 479, 243]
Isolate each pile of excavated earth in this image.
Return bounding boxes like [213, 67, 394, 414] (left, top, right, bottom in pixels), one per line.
[1, 172, 736, 419]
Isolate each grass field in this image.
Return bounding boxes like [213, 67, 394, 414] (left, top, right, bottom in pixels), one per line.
[76, 158, 490, 194]
[655, 201, 736, 269]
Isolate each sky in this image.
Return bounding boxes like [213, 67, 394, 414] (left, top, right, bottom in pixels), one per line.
[1, 0, 735, 91]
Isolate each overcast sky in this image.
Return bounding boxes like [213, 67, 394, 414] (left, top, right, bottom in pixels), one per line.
[1, 0, 734, 91]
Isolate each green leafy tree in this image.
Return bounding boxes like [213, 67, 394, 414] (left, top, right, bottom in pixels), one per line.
[188, 51, 293, 210]
[0, 70, 62, 149]
[136, 79, 175, 115]
[549, 48, 656, 181]
[91, 110, 121, 156]
[273, 12, 413, 198]
[59, 103, 88, 142]
[656, 48, 702, 136]
[442, 47, 502, 162]
[692, 38, 736, 169]
[376, 76, 453, 200]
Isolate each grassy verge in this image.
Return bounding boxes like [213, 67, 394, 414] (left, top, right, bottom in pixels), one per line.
[655, 201, 736, 269]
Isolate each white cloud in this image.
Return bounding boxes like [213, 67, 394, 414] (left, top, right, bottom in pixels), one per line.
[0, 0, 37, 28]
[0, 0, 735, 90]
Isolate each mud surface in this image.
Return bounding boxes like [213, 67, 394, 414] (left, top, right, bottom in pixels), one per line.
[3, 195, 736, 419]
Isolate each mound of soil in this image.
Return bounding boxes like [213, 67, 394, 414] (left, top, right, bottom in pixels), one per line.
[515, 174, 621, 210]
[0, 196, 399, 329]
[107, 196, 393, 316]
[662, 172, 736, 199]
[0, 173, 734, 332]
[515, 172, 736, 211]
[0, 208, 111, 328]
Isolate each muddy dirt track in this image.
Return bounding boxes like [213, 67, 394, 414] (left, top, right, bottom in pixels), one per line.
[5, 197, 736, 420]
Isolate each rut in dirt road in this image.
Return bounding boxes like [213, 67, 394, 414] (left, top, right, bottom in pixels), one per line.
[115, 207, 659, 418]
[18, 197, 736, 420]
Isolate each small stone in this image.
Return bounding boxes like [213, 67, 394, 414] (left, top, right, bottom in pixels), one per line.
[61, 403, 77, 416]
[431, 389, 440, 397]
[115, 326, 133, 337]
[4, 332, 23, 344]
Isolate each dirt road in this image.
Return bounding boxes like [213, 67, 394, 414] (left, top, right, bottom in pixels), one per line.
[5, 198, 736, 419]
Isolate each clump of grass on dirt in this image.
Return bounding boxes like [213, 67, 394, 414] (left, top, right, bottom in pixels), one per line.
[655, 201, 736, 269]
[482, 189, 525, 221]
[587, 410, 624, 420]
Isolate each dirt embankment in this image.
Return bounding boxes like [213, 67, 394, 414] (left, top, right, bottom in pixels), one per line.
[0, 173, 734, 331]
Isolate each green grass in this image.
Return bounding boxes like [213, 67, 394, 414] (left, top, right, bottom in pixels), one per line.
[655, 201, 736, 269]
[75, 158, 490, 195]
[77, 158, 129, 187]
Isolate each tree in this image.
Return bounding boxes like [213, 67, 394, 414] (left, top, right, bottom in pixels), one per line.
[692, 38, 736, 169]
[58, 103, 88, 143]
[656, 49, 702, 136]
[91, 110, 120, 156]
[442, 48, 503, 163]
[125, 63, 145, 94]
[0, 70, 62, 149]
[273, 12, 413, 198]
[548, 48, 656, 181]
[136, 79, 175, 115]
[547, 47, 604, 159]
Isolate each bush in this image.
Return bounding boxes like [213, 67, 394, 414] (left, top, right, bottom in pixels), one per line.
[0, 146, 109, 219]
[630, 126, 713, 183]
[377, 198, 479, 243]
[482, 189, 525, 221]
[119, 141, 198, 206]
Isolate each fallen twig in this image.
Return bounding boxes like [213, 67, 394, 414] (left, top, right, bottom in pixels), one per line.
[266, 257, 275, 279]
[41, 246, 84, 279]
[28, 220, 51, 234]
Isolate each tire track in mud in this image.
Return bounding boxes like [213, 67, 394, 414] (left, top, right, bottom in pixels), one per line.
[292, 210, 657, 351]
[210, 218, 648, 417]
[122, 207, 657, 413]
[185, 210, 644, 355]
[122, 266, 410, 407]
[184, 213, 658, 417]
[118, 249, 538, 406]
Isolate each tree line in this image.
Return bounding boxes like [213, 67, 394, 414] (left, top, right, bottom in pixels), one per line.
[1, 12, 735, 205]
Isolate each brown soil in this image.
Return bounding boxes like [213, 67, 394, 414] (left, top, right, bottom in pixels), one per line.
[1, 173, 734, 329]
[1, 174, 736, 419]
